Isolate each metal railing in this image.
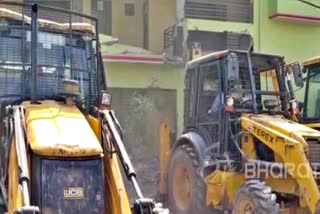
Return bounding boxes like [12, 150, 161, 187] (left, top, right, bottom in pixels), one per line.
[163, 24, 184, 59]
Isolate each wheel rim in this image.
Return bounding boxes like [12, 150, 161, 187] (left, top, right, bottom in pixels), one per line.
[172, 163, 191, 210]
[236, 196, 254, 214]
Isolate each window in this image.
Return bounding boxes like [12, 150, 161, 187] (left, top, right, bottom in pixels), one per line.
[24, 0, 71, 10]
[227, 53, 285, 113]
[187, 31, 252, 59]
[97, 0, 104, 11]
[259, 69, 281, 111]
[185, 0, 253, 23]
[184, 68, 196, 123]
[125, 3, 135, 16]
[91, 0, 112, 35]
[197, 62, 221, 145]
[197, 62, 221, 123]
[305, 69, 320, 119]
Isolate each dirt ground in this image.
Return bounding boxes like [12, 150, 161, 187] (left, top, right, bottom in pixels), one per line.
[110, 89, 176, 203]
[121, 156, 159, 203]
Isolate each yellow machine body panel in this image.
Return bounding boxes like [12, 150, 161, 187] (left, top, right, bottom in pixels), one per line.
[103, 152, 133, 214]
[249, 114, 320, 137]
[242, 116, 320, 213]
[158, 121, 171, 195]
[303, 56, 320, 67]
[248, 114, 320, 152]
[86, 115, 132, 214]
[304, 123, 320, 130]
[8, 139, 23, 213]
[22, 100, 103, 157]
[260, 69, 279, 92]
[205, 171, 245, 208]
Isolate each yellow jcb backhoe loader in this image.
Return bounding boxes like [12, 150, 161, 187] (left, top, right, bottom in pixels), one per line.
[0, 2, 168, 214]
[158, 50, 320, 213]
[285, 56, 320, 130]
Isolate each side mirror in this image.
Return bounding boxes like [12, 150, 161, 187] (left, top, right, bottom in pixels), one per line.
[292, 63, 304, 88]
[227, 53, 239, 81]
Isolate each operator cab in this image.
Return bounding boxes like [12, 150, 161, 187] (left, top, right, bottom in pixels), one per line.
[284, 56, 320, 128]
[184, 50, 287, 160]
[0, 4, 106, 116]
[295, 56, 320, 127]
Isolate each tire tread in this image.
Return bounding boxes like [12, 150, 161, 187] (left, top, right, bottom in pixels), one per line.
[233, 179, 279, 214]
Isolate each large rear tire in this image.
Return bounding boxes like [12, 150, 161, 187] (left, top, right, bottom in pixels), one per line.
[167, 144, 209, 214]
[232, 179, 279, 214]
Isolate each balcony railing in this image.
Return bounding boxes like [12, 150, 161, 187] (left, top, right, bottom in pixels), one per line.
[185, 0, 253, 23]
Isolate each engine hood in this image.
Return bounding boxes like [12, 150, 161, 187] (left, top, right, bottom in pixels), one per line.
[22, 100, 103, 157]
[248, 114, 320, 146]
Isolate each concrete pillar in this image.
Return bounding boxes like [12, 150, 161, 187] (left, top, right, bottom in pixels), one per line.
[82, 0, 91, 15]
[176, 0, 185, 23]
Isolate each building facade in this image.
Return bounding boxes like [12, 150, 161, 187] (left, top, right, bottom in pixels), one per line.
[23, 0, 320, 63]
[174, 0, 320, 63]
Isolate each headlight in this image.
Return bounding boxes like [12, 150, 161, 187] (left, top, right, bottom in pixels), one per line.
[226, 96, 234, 107]
[100, 90, 112, 106]
[61, 79, 80, 96]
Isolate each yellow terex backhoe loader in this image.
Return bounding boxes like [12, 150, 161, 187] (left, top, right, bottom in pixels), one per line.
[0, 2, 168, 214]
[158, 50, 320, 213]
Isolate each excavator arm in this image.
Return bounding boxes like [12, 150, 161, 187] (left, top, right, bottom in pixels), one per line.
[5, 106, 39, 214]
[100, 110, 169, 214]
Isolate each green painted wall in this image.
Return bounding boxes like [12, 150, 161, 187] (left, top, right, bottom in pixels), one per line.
[259, 0, 320, 98]
[105, 62, 186, 135]
[269, 0, 320, 18]
[187, 0, 320, 99]
[261, 0, 320, 62]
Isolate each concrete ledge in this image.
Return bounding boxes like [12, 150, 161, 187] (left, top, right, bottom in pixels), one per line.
[102, 54, 165, 64]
